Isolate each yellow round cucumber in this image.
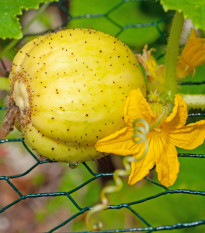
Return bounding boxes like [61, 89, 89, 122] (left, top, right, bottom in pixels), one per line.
[6, 29, 145, 163]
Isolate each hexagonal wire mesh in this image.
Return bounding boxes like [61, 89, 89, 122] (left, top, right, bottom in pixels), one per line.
[0, 0, 205, 232]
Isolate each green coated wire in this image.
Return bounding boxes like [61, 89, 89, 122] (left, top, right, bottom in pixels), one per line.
[0, 0, 205, 232]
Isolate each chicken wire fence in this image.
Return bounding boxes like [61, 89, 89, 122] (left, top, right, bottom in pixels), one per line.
[0, 0, 205, 232]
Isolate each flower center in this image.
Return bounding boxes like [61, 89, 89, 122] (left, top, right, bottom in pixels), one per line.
[147, 91, 170, 131]
[149, 101, 169, 132]
[150, 102, 164, 117]
[153, 125, 162, 133]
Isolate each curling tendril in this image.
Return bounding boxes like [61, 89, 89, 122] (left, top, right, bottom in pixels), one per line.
[86, 118, 150, 231]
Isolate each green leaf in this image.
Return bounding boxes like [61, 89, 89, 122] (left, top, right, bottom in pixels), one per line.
[0, 0, 54, 39]
[160, 0, 205, 30]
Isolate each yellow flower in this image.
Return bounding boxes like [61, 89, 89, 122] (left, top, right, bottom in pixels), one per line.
[95, 89, 205, 187]
[177, 29, 205, 79]
[137, 29, 205, 81]
[136, 45, 165, 84]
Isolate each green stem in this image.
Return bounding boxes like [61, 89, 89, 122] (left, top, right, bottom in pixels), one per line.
[22, 2, 50, 34]
[0, 39, 19, 59]
[181, 94, 205, 110]
[165, 11, 184, 103]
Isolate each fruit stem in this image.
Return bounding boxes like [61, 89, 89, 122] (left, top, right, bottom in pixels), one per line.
[164, 11, 184, 103]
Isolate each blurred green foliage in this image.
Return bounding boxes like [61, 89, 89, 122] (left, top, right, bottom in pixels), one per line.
[0, 0, 204, 232]
[69, 0, 168, 48]
[179, 64, 205, 94]
[0, 77, 10, 91]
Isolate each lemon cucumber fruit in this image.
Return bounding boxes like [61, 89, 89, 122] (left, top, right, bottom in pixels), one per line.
[4, 29, 145, 163]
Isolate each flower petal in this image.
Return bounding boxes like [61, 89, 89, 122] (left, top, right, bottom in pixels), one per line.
[155, 133, 180, 187]
[124, 88, 156, 126]
[128, 134, 155, 185]
[167, 120, 205, 150]
[95, 127, 141, 155]
[176, 29, 205, 79]
[163, 95, 188, 130]
[128, 132, 180, 187]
